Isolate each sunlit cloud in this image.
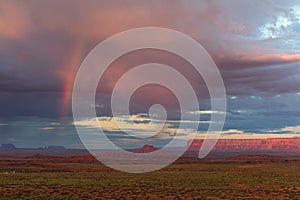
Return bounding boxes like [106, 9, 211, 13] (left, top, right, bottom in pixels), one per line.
[268, 125, 300, 134]
[0, 1, 30, 39]
[73, 115, 196, 139]
[187, 110, 226, 115]
[74, 116, 300, 144]
[40, 127, 56, 131]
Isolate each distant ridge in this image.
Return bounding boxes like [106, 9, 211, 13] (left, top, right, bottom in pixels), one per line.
[0, 144, 66, 150]
[2, 138, 300, 153]
[45, 145, 66, 150]
[132, 138, 300, 153]
[0, 144, 16, 150]
[187, 138, 300, 151]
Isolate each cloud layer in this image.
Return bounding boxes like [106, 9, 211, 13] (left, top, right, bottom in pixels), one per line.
[0, 1, 300, 147]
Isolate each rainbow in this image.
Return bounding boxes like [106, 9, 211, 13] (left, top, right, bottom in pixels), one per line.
[60, 42, 83, 117]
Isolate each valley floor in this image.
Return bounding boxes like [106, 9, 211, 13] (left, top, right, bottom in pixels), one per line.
[0, 156, 300, 199]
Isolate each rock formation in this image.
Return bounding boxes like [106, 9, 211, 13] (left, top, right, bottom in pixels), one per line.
[187, 138, 300, 151]
[0, 144, 16, 150]
[133, 144, 159, 153]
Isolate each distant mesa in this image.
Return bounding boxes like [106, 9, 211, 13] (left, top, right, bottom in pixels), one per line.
[2, 138, 300, 153]
[0, 144, 16, 150]
[0, 144, 66, 150]
[187, 138, 300, 151]
[133, 144, 159, 153]
[132, 138, 300, 154]
[45, 145, 66, 150]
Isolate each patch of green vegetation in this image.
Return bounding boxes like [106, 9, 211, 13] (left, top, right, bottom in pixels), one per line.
[0, 163, 300, 199]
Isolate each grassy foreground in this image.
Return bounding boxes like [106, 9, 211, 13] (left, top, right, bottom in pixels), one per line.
[0, 162, 300, 199]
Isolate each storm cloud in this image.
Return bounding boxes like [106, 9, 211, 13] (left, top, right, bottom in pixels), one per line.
[0, 0, 300, 147]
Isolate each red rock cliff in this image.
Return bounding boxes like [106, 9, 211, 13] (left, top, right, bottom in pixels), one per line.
[187, 138, 300, 151]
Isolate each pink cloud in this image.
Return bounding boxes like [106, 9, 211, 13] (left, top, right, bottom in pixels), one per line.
[0, 1, 30, 39]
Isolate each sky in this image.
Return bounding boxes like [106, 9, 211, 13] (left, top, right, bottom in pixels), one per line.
[0, 0, 300, 148]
